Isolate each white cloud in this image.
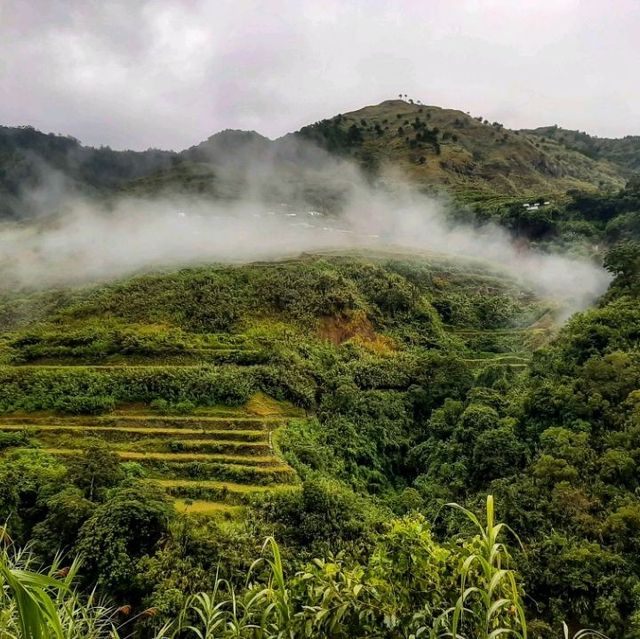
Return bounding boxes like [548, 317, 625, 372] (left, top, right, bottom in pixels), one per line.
[0, 0, 638, 149]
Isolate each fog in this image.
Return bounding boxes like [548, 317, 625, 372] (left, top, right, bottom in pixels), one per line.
[0, 149, 611, 313]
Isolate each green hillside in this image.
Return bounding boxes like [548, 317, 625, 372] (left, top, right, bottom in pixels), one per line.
[0, 124, 176, 218]
[297, 100, 626, 196]
[0, 252, 550, 515]
[3, 108, 640, 637]
[3, 241, 640, 635]
[525, 124, 640, 174]
[126, 101, 629, 203]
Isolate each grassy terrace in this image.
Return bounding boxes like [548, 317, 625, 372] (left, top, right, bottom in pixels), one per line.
[0, 424, 268, 440]
[0, 396, 302, 517]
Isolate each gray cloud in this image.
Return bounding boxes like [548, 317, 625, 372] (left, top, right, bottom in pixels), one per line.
[1, 0, 638, 150]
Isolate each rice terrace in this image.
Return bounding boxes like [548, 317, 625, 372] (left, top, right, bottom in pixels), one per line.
[0, 400, 300, 517]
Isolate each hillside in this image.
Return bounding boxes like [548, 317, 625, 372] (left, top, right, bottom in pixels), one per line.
[524, 124, 640, 174]
[3, 244, 640, 635]
[296, 100, 626, 196]
[0, 125, 176, 218]
[1, 100, 633, 220]
[0, 251, 552, 515]
[128, 101, 630, 202]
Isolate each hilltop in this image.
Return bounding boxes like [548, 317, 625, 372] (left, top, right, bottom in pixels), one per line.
[127, 100, 630, 201]
[1, 100, 635, 219]
[296, 99, 625, 197]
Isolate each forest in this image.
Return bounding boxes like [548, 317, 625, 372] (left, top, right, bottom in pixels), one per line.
[0, 177, 639, 638]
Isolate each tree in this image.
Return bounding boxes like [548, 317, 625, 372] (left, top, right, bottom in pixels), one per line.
[604, 241, 640, 286]
[66, 442, 123, 500]
[76, 483, 173, 598]
[472, 425, 525, 483]
[31, 488, 94, 560]
[453, 403, 499, 444]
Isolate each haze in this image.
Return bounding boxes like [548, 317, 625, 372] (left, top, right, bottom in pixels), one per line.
[0, 149, 610, 313]
[1, 0, 639, 150]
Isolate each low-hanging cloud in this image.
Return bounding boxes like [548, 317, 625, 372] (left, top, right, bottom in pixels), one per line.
[0, 146, 611, 317]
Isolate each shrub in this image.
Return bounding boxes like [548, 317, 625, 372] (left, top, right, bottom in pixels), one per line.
[54, 395, 116, 415]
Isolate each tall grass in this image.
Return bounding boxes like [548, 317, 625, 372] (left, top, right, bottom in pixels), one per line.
[0, 499, 611, 639]
[446, 494, 527, 639]
[0, 527, 115, 639]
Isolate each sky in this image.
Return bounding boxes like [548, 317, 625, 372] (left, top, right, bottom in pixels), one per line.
[1, 0, 638, 151]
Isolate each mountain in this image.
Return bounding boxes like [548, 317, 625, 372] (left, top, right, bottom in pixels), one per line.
[0, 100, 635, 219]
[126, 101, 632, 203]
[295, 100, 626, 197]
[523, 124, 640, 174]
[182, 129, 273, 165]
[3, 108, 640, 636]
[0, 124, 177, 218]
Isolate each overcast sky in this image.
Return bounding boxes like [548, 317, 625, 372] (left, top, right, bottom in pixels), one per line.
[1, 0, 638, 151]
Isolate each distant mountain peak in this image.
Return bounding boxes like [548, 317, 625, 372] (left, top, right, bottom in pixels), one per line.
[183, 128, 272, 164]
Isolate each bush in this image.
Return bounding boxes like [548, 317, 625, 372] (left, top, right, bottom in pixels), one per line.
[54, 395, 116, 415]
[0, 431, 30, 450]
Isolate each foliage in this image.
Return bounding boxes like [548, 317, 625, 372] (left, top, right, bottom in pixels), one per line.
[0, 498, 560, 639]
[75, 483, 173, 599]
[1, 244, 640, 635]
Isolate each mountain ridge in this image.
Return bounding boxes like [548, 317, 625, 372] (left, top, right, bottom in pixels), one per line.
[1, 100, 636, 219]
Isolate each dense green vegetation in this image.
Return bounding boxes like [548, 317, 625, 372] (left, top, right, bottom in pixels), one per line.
[2, 74, 640, 639]
[2, 155, 640, 635]
[296, 100, 624, 196]
[1, 497, 541, 638]
[456, 176, 640, 254]
[0, 250, 566, 635]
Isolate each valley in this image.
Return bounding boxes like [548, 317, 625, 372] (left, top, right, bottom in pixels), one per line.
[1, 104, 639, 637]
[0, 251, 549, 517]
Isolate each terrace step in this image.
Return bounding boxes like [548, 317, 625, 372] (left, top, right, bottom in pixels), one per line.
[152, 479, 298, 504]
[138, 440, 271, 455]
[42, 448, 282, 466]
[101, 415, 285, 429]
[173, 499, 244, 517]
[0, 415, 285, 430]
[0, 424, 268, 441]
[143, 461, 296, 484]
[152, 479, 297, 492]
[31, 433, 270, 455]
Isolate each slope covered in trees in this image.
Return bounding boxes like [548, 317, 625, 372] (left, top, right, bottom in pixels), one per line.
[0, 125, 176, 219]
[0, 221, 640, 635]
[525, 125, 640, 174]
